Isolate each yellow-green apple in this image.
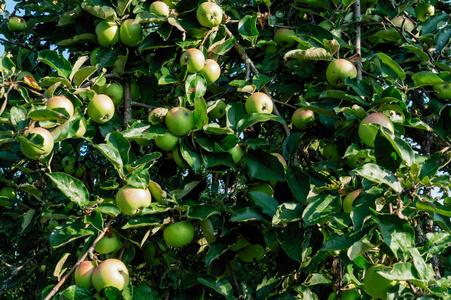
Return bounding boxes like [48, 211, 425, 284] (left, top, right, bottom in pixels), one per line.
[180, 48, 205, 73]
[95, 20, 120, 47]
[245, 92, 273, 114]
[391, 16, 415, 32]
[0, 187, 16, 207]
[326, 59, 357, 89]
[149, 1, 170, 17]
[87, 94, 115, 124]
[237, 244, 264, 262]
[208, 100, 226, 119]
[91, 259, 129, 292]
[292, 108, 314, 130]
[227, 144, 243, 164]
[94, 231, 123, 254]
[274, 28, 296, 47]
[415, 2, 435, 22]
[343, 189, 362, 213]
[358, 112, 395, 148]
[8, 17, 27, 31]
[433, 83, 451, 100]
[20, 127, 54, 159]
[364, 265, 396, 300]
[102, 83, 124, 106]
[165, 107, 195, 136]
[75, 261, 95, 288]
[199, 59, 221, 84]
[116, 186, 152, 216]
[196, 2, 223, 28]
[163, 220, 195, 248]
[47, 95, 74, 122]
[155, 131, 179, 151]
[120, 19, 142, 47]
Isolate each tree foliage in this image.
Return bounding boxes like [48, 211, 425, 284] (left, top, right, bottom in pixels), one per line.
[1, 0, 451, 299]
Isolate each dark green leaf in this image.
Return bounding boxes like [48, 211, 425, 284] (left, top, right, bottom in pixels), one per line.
[37, 50, 72, 79]
[302, 193, 341, 226]
[47, 172, 89, 208]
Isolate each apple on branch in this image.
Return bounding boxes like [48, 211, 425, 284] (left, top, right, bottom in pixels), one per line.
[92, 259, 129, 292]
[245, 92, 273, 114]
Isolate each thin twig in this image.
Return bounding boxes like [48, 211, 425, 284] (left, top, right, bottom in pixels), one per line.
[0, 38, 38, 53]
[43, 217, 115, 300]
[131, 101, 158, 110]
[354, 0, 363, 81]
[123, 77, 132, 127]
[228, 261, 242, 297]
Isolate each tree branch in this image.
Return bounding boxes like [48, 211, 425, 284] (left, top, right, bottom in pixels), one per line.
[354, 0, 363, 81]
[123, 77, 132, 127]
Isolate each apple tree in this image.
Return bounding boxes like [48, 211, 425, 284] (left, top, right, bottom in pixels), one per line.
[1, 0, 451, 299]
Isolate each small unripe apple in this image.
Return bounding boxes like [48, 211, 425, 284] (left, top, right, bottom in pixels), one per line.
[87, 94, 115, 124]
[343, 189, 362, 213]
[180, 48, 206, 73]
[208, 100, 226, 119]
[163, 221, 195, 248]
[120, 19, 142, 47]
[94, 231, 123, 254]
[196, 2, 223, 28]
[8, 17, 27, 31]
[47, 95, 74, 121]
[274, 28, 296, 47]
[75, 261, 95, 288]
[326, 59, 357, 89]
[199, 59, 221, 84]
[415, 2, 435, 22]
[155, 131, 179, 151]
[116, 186, 152, 216]
[20, 127, 54, 160]
[149, 1, 170, 17]
[95, 20, 120, 47]
[245, 92, 273, 114]
[433, 83, 451, 100]
[227, 144, 243, 164]
[358, 112, 395, 148]
[292, 108, 314, 130]
[363, 264, 396, 300]
[165, 107, 195, 136]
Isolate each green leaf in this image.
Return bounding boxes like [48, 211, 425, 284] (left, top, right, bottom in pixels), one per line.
[194, 96, 208, 130]
[283, 132, 304, 161]
[125, 165, 150, 189]
[81, 2, 117, 20]
[319, 90, 369, 106]
[342, 0, 357, 10]
[252, 74, 272, 90]
[73, 66, 97, 87]
[419, 152, 451, 180]
[321, 227, 370, 251]
[96, 203, 121, 217]
[59, 285, 95, 300]
[409, 247, 435, 281]
[230, 207, 268, 222]
[236, 113, 285, 132]
[347, 234, 376, 260]
[376, 52, 406, 81]
[132, 284, 159, 300]
[401, 44, 430, 62]
[187, 204, 221, 220]
[198, 275, 233, 298]
[50, 220, 95, 248]
[238, 15, 259, 44]
[272, 202, 303, 226]
[435, 24, 451, 53]
[352, 163, 402, 193]
[302, 193, 341, 226]
[416, 201, 451, 217]
[352, 187, 384, 231]
[277, 223, 303, 262]
[47, 172, 89, 208]
[186, 74, 207, 105]
[85, 210, 103, 232]
[226, 102, 246, 132]
[411, 71, 444, 87]
[122, 215, 162, 229]
[374, 129, 402, 172]
[284, 167, 310, 204]
[249, 191, 279, 217]
[37, 50, 72, 79]
[284, 47, 332, 61]
[245, 149, 285, 182]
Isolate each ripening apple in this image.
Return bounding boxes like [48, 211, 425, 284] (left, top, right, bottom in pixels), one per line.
[120, 19, 142, 47]
[326, 59, 357, 89]
[342, 189, 362, 213]
[364, 264, 397, 300]
[358, 112, 395, 148]
[155, 131, 179, 151]
[116, 186, 152, 216]
[180, 48, 206, 73]
[274, 28, 296, 47]
[415, 2, 435, 22]
[163, 221, 195, 248]
[74, 261, 95, 288]
[8, 17, 27, 31]
[292, 108, 314, 130]
[433, 83, 451, 100]
[227, 144, 243, 164]
[95, 20, 120, 47]
[196, 2, 223, 28]
[20, 127, 54, 160]
[47, 95, 74, 121]
[87, 94, 115, 124]
[0, 187, 16, 207]
[199, 59, 221, 84]
[150, 1, 170, 17]
[391, 16, 415, 32]
[165, 107, 195, 136]
[208, 100, 226, 119]
[92, 259, 129, 292]
[237, 244, 264, 262]
[102, 83, 124, 106]
[94, 231, 123, 254]
[245, 92, 273, 114]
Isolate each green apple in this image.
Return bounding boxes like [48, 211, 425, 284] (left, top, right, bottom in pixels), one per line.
[391, 16, 415, 32]
[134, 138, 152, 146]
[196, 2, 223, 28]
[163, 221, 195, 248]
[274, 28, 296, 47]
[326, 59, 357, 89]
[227, 144, 243, 164]
[237, 244, 264, 262]
[155, 131, 179, 151]
[415, 2, 435, 22]
[92, 259, 129, 292]
[340, 289, 361, 300]
[0, 187, 16, 207]
[358, 112, 395, 148]
[208, 100, 226, 119]
[323, 144, 340, 163]
[20, 127, 54, 160]
[292, 108, 314, 130]
[180, 48, 206, 73]
[116, 186, 152, 216]
[102, 83, 124, 106]
[95, 20, 120, 47]
[364, 265, 396, 300]
[433, 83, 451, 100]
[342, 189, 362, 213]
[143, 242, 161, 266]
[199, 59, 221, 84]
[245, 92, 273, 114]
[94, 231, 123, 254]
[72, 117, 87, 139]
[47, 95, 74, 121]
[172, 147, 190, 169]
[90, 47, 101, 66]
[75, 261, 95, 288]
[165, 107, 195, 136]
[149, 1, 170, 17]
[120, 19, 142, 47]
[87, 94, 115, 124]
[8, 17, 27, 31]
